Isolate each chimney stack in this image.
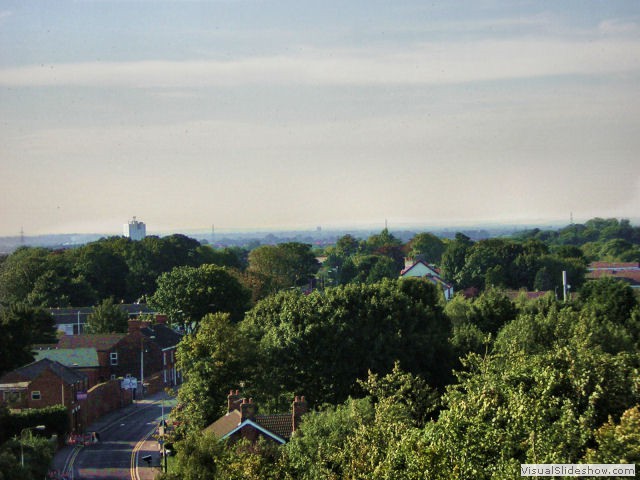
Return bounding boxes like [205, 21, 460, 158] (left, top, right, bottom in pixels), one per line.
[292, 395, 308, 433]
[240, 397, 256, 421]
[227, 389, 241, 413]
[128, 319, 144, 334]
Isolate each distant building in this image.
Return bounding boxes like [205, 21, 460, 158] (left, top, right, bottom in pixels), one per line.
[586, 262, 640, 289]
[400, 258, 454, 300]
[124, 217, 146, 241]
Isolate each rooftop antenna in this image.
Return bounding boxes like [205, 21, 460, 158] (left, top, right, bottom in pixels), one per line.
[570, 212, 574, 225]
[385, 219, 388, 230]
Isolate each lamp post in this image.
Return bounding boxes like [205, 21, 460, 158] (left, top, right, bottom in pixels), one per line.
[20, 425, 45, 467]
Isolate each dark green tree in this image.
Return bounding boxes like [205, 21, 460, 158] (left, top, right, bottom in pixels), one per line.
[247, 243, 319, 292]
[407, 232, 446, 264]
[85, 297, 129, 334]
[150, 264, 251, 329]
[0, 305, 56, 375]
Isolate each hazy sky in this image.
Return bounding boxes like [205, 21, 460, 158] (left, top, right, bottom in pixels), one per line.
[1, 1, 639, 235]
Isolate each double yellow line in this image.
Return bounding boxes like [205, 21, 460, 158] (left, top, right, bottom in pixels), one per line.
[62, 445, 82, 479]
[130, 424, 160, 480]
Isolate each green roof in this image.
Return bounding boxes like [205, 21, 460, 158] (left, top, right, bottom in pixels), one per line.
[33, 348, 100, 368]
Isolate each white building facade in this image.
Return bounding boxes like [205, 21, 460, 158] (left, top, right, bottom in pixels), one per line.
[124, 217, 146, 241]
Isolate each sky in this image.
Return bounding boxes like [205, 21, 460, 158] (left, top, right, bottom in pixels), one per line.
[1, 0, 639, 236]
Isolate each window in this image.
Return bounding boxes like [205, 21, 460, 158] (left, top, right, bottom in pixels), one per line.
[3, 391, 22, 404]
[31, 391, 41, 400]
[110, 374, 117, 380]
[110, 352, 118, 365]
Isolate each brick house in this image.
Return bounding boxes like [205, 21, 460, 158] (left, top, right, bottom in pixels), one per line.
[205, 390, 308, 445]
[56, 325, 162, 385]
[139, 318, 182, 387]
[0, 358, 88, 431]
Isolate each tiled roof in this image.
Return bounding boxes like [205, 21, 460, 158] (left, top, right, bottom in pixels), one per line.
[141, 324, 182, 350]
[589, 262, 640, 270]
[0, 358, 87, 385]
[255, 413, 294, 440]
[505, 290, 550, 300]
[33, 348, 100, 368]
[586, 269, 640, 286]
[205, 410, 242, 438]
[57, 334, 126, 351]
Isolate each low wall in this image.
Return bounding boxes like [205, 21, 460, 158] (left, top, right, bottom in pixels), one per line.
[81, 379, 133, 427]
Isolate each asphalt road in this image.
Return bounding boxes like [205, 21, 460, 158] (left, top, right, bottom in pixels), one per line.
[52, 392, 172, 480]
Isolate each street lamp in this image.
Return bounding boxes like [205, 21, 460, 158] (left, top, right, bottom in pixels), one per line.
[20, 425, 45, 467]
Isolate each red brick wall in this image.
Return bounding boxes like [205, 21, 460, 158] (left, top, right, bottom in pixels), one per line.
[81, 379, 133, 427]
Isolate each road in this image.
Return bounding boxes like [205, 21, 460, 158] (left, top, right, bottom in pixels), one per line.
[52, 392, 173, 480]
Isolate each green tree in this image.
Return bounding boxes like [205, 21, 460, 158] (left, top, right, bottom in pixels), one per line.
[283, 397, 375, 480]
[579, 277, 638, 326]
[0, 305, 56, 375]
[173, 313, 256, 434]
[85, 297, 129, 334]
[440, 233, 473, 289]
[0, 247, 50, 306]
[242, 278, 452, 407]
[248, 243, 319, 293]
[150, 264, 251, 329]
[584, 405, 640, 466]
[408, 232, 446, 264]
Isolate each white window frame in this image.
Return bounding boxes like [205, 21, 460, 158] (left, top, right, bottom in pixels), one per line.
[110, 352, 118, 365]
[31, 391, 41, 400]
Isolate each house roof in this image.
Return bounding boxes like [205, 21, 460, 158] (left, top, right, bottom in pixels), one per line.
[204, 410, 295, 443]
[400, 260, 440, 276]
[589, 262, 640, 270]
[222, 419, 287, 445]
[0, 358, 87, 385]
[140, 324, 182, 350]
[586, 269, 640, 286]
[33, 348, 100, 368]
[255, 413, 294, 440]
[205, 410, 242, 438]
[57, 334, 126, 351]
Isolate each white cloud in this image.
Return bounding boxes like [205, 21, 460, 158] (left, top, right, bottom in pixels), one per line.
[1, 37, 639, 88]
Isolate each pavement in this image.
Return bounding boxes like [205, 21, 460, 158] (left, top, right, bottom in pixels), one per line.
[50, 390, 173, 480]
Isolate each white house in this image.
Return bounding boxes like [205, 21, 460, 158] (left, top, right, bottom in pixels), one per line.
[400, 259, 454, 300]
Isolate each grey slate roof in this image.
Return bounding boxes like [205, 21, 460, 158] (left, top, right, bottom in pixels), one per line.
[33, 348, 100, 368]
[2, 358, 87, 385]
[141, 324, 182, 350]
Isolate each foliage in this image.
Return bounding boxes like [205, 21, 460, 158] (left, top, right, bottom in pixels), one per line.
[0, 305, 56, 375]
[0, 234, 211, 308]
[584, 405, 640, 465]
[0, 405, 70, 443]
[150, 264, 251, 329]
[283, 397, 375, 480]
[0, 435, 55, 480]
[579, 277, 639, 326]
[161, 433, 282, 480]
[85, 297, 129, 333]
[242, 278, 452, 407]
[407, 232, 446, 264]
[173, 313, 256, 434]
[247, 242, 320, 293]
[357, 361, 440, 427]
